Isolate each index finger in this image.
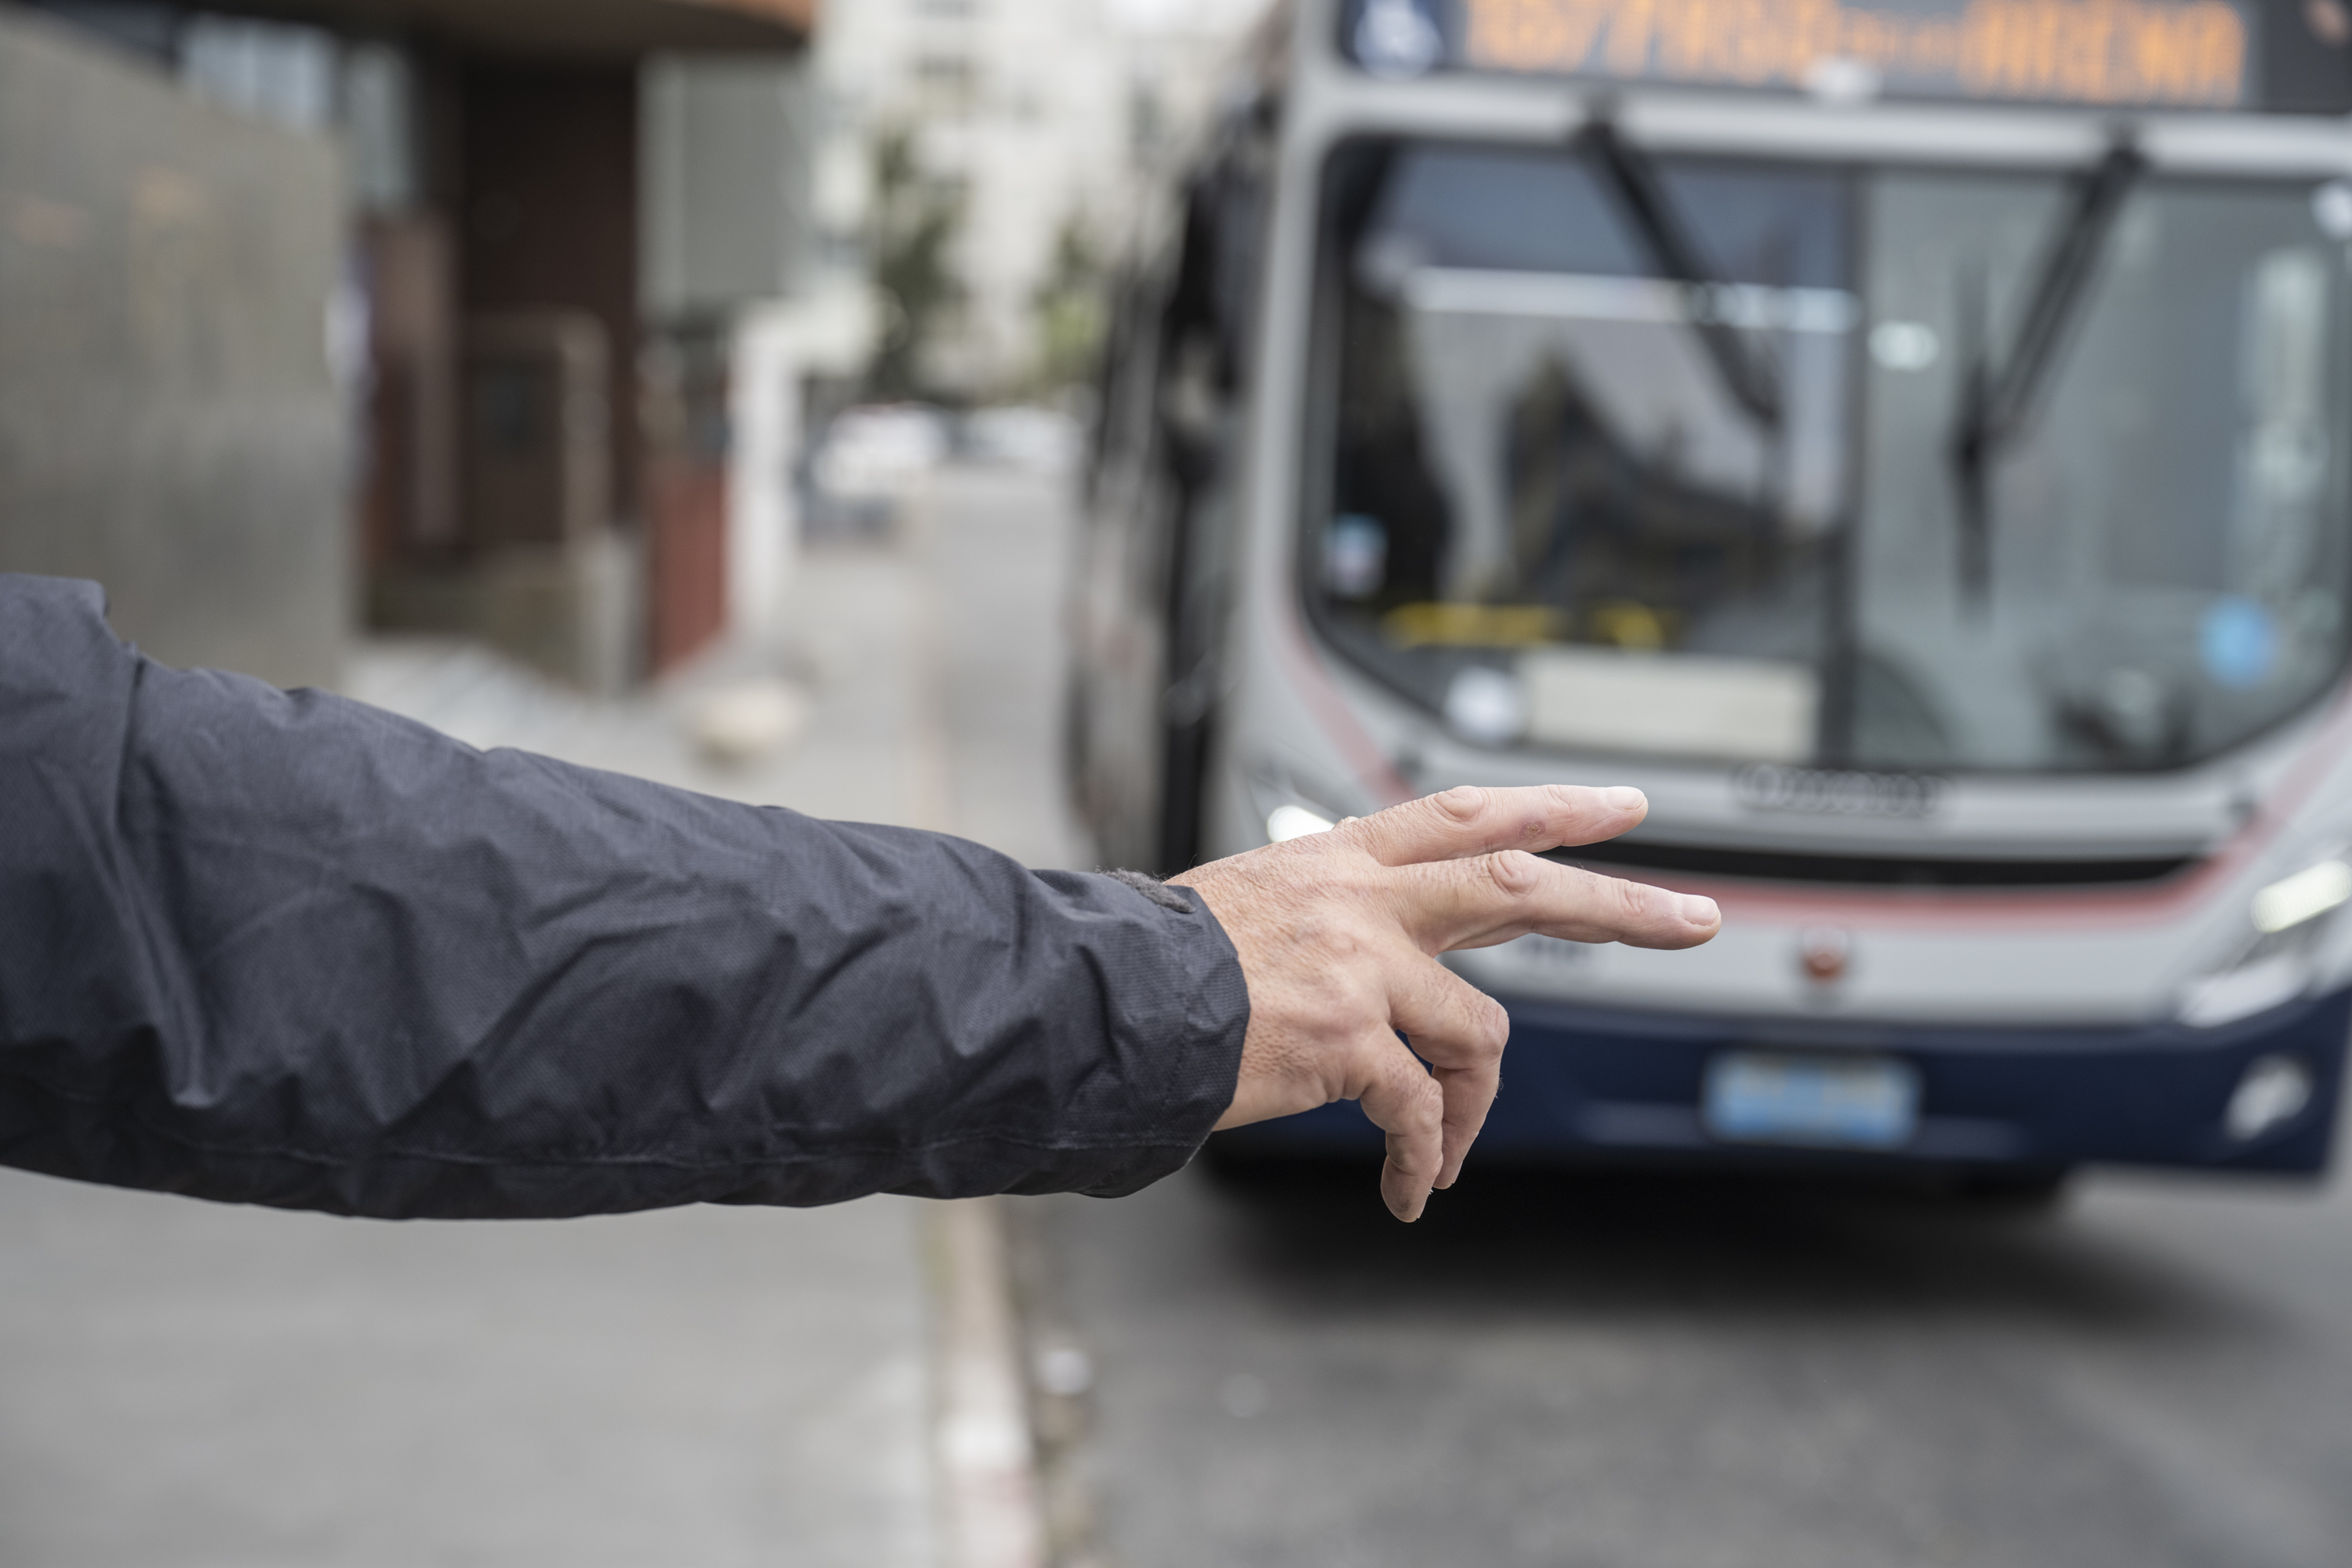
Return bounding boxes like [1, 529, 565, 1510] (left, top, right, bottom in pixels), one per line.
[1341, 784, 1650, 868]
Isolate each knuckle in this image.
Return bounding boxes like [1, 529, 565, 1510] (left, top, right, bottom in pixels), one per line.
[1308, 916, 1371, 965]
[1387, 1146, 1436, 1189]
[1303, 969, 1365, 1025]
[1397, 1076, 1444, 1136]
[1482, 848, 1542, 896]
[1432, 785, 1485, 824]
[1479, 996, 1512, 1051]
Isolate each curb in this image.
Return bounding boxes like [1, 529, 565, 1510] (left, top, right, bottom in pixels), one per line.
[931, 1197, 1046, 1568]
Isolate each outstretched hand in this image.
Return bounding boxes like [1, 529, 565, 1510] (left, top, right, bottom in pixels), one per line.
[1169, 785, 1720, 1222]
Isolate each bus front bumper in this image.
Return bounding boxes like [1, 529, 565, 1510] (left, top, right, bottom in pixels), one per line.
[1211, 989, 2352, 1176]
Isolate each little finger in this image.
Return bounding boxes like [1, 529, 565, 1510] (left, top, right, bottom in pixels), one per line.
[1387, 955, 1510, 1189]
[1355, 1033, 1446, 1222]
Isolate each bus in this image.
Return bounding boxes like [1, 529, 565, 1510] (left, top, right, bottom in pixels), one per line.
[1067, 0, 2352, 1194]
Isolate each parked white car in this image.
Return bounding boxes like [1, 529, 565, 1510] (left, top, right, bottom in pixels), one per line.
[811, 403, 950, 506]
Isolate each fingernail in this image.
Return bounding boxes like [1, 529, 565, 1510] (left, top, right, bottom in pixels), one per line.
[1679, 894, 1721, 927]
[1602, 786, 1646, 812]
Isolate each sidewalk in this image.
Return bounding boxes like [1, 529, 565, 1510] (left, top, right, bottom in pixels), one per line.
[0, 460, 1085, 1566]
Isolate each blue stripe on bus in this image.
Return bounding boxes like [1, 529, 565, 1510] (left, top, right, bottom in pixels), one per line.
[1212, 988, 2352, 1174]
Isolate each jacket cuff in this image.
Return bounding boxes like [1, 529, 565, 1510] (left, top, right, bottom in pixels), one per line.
[1076, 872, 1250, 1196]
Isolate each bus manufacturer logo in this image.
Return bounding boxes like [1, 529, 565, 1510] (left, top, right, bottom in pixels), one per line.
[1736, 764, 1945, 818]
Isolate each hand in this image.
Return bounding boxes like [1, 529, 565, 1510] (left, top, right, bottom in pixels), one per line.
[1169, 785, 1720, 1222]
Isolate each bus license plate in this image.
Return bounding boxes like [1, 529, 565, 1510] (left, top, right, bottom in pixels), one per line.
[1703, 1052, 1921, 1150]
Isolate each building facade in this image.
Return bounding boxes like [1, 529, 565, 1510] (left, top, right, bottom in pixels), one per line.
[809, 0, 1272, 397]
[1, 0, 815, 689]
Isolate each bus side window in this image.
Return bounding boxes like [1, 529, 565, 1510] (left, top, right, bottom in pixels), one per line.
[1087, 274, 1159, 517]
[1146, 147, 1269, 869]
[1154, 161, 1263, 488]
[1070, 257, 1186, 872]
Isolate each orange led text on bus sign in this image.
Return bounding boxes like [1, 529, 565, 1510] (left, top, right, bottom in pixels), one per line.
[1463, 0, 2246, 107]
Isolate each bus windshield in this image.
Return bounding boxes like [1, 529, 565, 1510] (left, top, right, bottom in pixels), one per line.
[1310, 138, 2352, 772]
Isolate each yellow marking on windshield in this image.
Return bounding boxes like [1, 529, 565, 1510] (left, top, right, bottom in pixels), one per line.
[1463, 0, 2245, 107]
[1382, 602, 1569, 648]
[1587, 600, 1674, 650]
[1378, 601, 1684, 649]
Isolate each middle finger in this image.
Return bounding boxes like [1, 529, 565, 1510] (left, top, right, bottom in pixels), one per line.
[1389, 851, 1721, 953]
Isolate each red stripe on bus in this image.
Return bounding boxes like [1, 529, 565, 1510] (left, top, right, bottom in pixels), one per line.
[1276, 588, 1417, 808]
[1662, 683, 2352, 932]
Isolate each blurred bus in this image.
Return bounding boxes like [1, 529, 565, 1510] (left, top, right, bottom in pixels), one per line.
[1069, 0, 2352, 1194]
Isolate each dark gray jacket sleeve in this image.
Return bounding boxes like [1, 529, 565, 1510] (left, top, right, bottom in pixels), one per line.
[0, 575, 1250, 1218]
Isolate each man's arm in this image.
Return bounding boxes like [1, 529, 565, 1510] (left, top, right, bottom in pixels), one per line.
[0, 575, 1248, 1218]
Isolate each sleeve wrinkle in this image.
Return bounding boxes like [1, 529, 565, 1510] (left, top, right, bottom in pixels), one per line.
[0, 572, 1250, 1218]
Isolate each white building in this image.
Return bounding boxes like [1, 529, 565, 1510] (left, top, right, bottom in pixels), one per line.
[811, 0, 1272, 394]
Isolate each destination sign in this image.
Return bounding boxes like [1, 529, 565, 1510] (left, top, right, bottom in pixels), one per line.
[1339, 0, 2352, 109]
[1455, 0, 2247, 106]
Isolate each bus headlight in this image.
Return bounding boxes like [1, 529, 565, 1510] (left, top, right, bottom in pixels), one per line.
[1266, 804, 1337, 842]
[1245, 765, 1354, 848]
[2179, 854, 2352, 1029]
[2252, 859, 2352, 934]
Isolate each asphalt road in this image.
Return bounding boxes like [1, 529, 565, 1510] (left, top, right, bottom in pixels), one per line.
[1020, 1155, 2352, 1568]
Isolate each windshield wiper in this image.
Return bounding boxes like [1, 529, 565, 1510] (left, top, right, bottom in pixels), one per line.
[1948, 141, 2146, 603]
[1580, 118, 1784, 434]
